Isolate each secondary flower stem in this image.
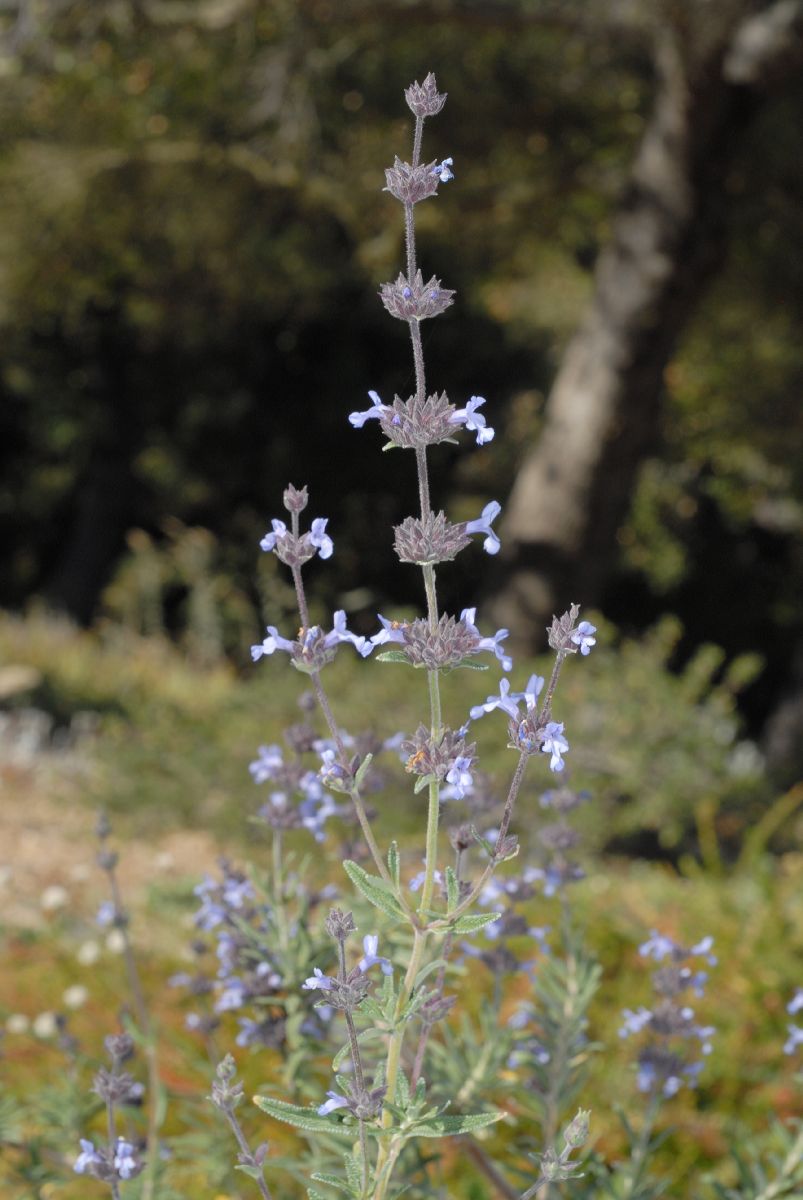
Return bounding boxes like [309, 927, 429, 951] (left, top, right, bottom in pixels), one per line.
[309, 669, 403, 902]
[221, 1103, 274, 1200]
[436, 751, 529, 926]
[373, 927, 427, 1197]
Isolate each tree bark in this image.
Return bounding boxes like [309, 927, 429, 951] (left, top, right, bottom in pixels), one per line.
[44, 304, 142, 625]
[488, 1, 803, 650]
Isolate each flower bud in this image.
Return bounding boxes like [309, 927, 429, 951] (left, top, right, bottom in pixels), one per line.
[564, 1108, 591, 1148]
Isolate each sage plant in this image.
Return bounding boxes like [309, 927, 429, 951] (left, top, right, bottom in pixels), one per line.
[62, 72, 802, 1200]
[246, 73, 595, 1200]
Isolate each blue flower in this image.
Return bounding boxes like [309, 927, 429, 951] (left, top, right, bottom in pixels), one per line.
[259, 519, 288, 553]
[349, 389, 389, 428]
[303, 967, 335, 992]
[325, 610, 373, 657]
[638, 931, 677, 961]
[460, 608, 512, 670]
[465, 500, 502, 555]
[451, 395, 494, 445]
[445, 755, 474, 799]
[431, 157, 454, 182]
[309, 518, 334, 560]
[318, 1090, 350, 1116]
[570, 620, 597, 656]
[358, 934, 393, 976]
[512, 673, 544, 711]
[784, 1024, 803, 1055]
[788, 988, 803, 1015]
[688, 936, 718, 965]
[96, 900, 117, 927]
[249, 743, 284, 783]
[216, 978, 248, 1012]
[619, 1007, 652, 1038]
[113, 1139, 139, 1180]
[370, 614, 408, 649]
[221, 877, 254, 909]
[469, 678, 521, 721]
[74, 1138, 101, 1175]
[541, 722, 569, 772]
[409, 865, 443, 893]
[251, 625, 296, 662]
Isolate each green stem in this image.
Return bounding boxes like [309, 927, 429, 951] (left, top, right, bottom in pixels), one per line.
[372, 928, 427, 1197]
[622, 1090, 661, 1199]
[272, 830, 289, 951]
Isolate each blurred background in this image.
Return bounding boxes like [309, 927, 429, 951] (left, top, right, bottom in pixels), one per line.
[2, 0, 803, 925]
[2, 0, 803, 783]
[1, 3, 802, 1194]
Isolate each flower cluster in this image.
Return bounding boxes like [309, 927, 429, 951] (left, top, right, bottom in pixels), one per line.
[620, 932, 717, 1096]
[251, 610, 372, 669]
[349, 390, 493, 449]
[74, 1136, 142, 1184]
[259, 485, 333, 565]
[371, 607, 510, 671]
[784, 987, 803, 1055]
[530, 784, 592, 896]
[470, 673, 570, 771]
[249, 736, 345, 842]
[177, 862, 289, 1048]
[74, 1034, 145, 1183]
[400, 724, 477, 799]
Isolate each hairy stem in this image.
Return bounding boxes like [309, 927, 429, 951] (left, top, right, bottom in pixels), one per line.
[221, 1103, 274, 1200]
[436, 751, 529, 928]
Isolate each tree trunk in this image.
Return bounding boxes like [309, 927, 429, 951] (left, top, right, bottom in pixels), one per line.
[488, 2, 803, 650]
[45, 305, 142, 625]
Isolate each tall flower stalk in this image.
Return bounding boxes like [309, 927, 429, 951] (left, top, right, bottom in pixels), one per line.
[251, 74, 595, 1200]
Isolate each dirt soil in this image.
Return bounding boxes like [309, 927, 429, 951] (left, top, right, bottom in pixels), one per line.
[1, 760, 221, 933]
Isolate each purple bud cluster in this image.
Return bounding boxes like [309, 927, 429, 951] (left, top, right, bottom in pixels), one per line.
[259, 486, 333, 566]
[384, 156, 442, 205]
[371, 607, 510, 671]
[350, 390, 493, 449]
[379, 270, 455, 322]
[401, 724, 477, 799]
[620, 932, 717, 1096]
[404, 72, 447, 118]
[251, 610, 372, 668]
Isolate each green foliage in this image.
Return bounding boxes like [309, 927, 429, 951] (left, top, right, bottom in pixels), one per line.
[0, 610, 774, 854]
[709, 1119, 803, 1200]
[342, 861, 406, 923]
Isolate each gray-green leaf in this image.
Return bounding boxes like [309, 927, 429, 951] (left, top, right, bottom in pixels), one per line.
[343, 860, 405, 921]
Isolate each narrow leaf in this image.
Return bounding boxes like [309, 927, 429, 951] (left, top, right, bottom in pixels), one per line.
[411, 1111, 504, 1137]
[354, 752, 374, 790]
[387, 840, 400, 888]
[343, 860, 405, 921]
[445, 866, 459, 913]
[253, 1096, 354, 1136]
[310, 1172, 355, 1197]
[450, 912, 502, 934]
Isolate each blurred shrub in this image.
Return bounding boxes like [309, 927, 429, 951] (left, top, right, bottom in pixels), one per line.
[0, 610, 770, 854]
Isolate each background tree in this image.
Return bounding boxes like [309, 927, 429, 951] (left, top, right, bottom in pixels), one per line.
[490, 0, 803, 655]
[1, 0, 802, 765]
